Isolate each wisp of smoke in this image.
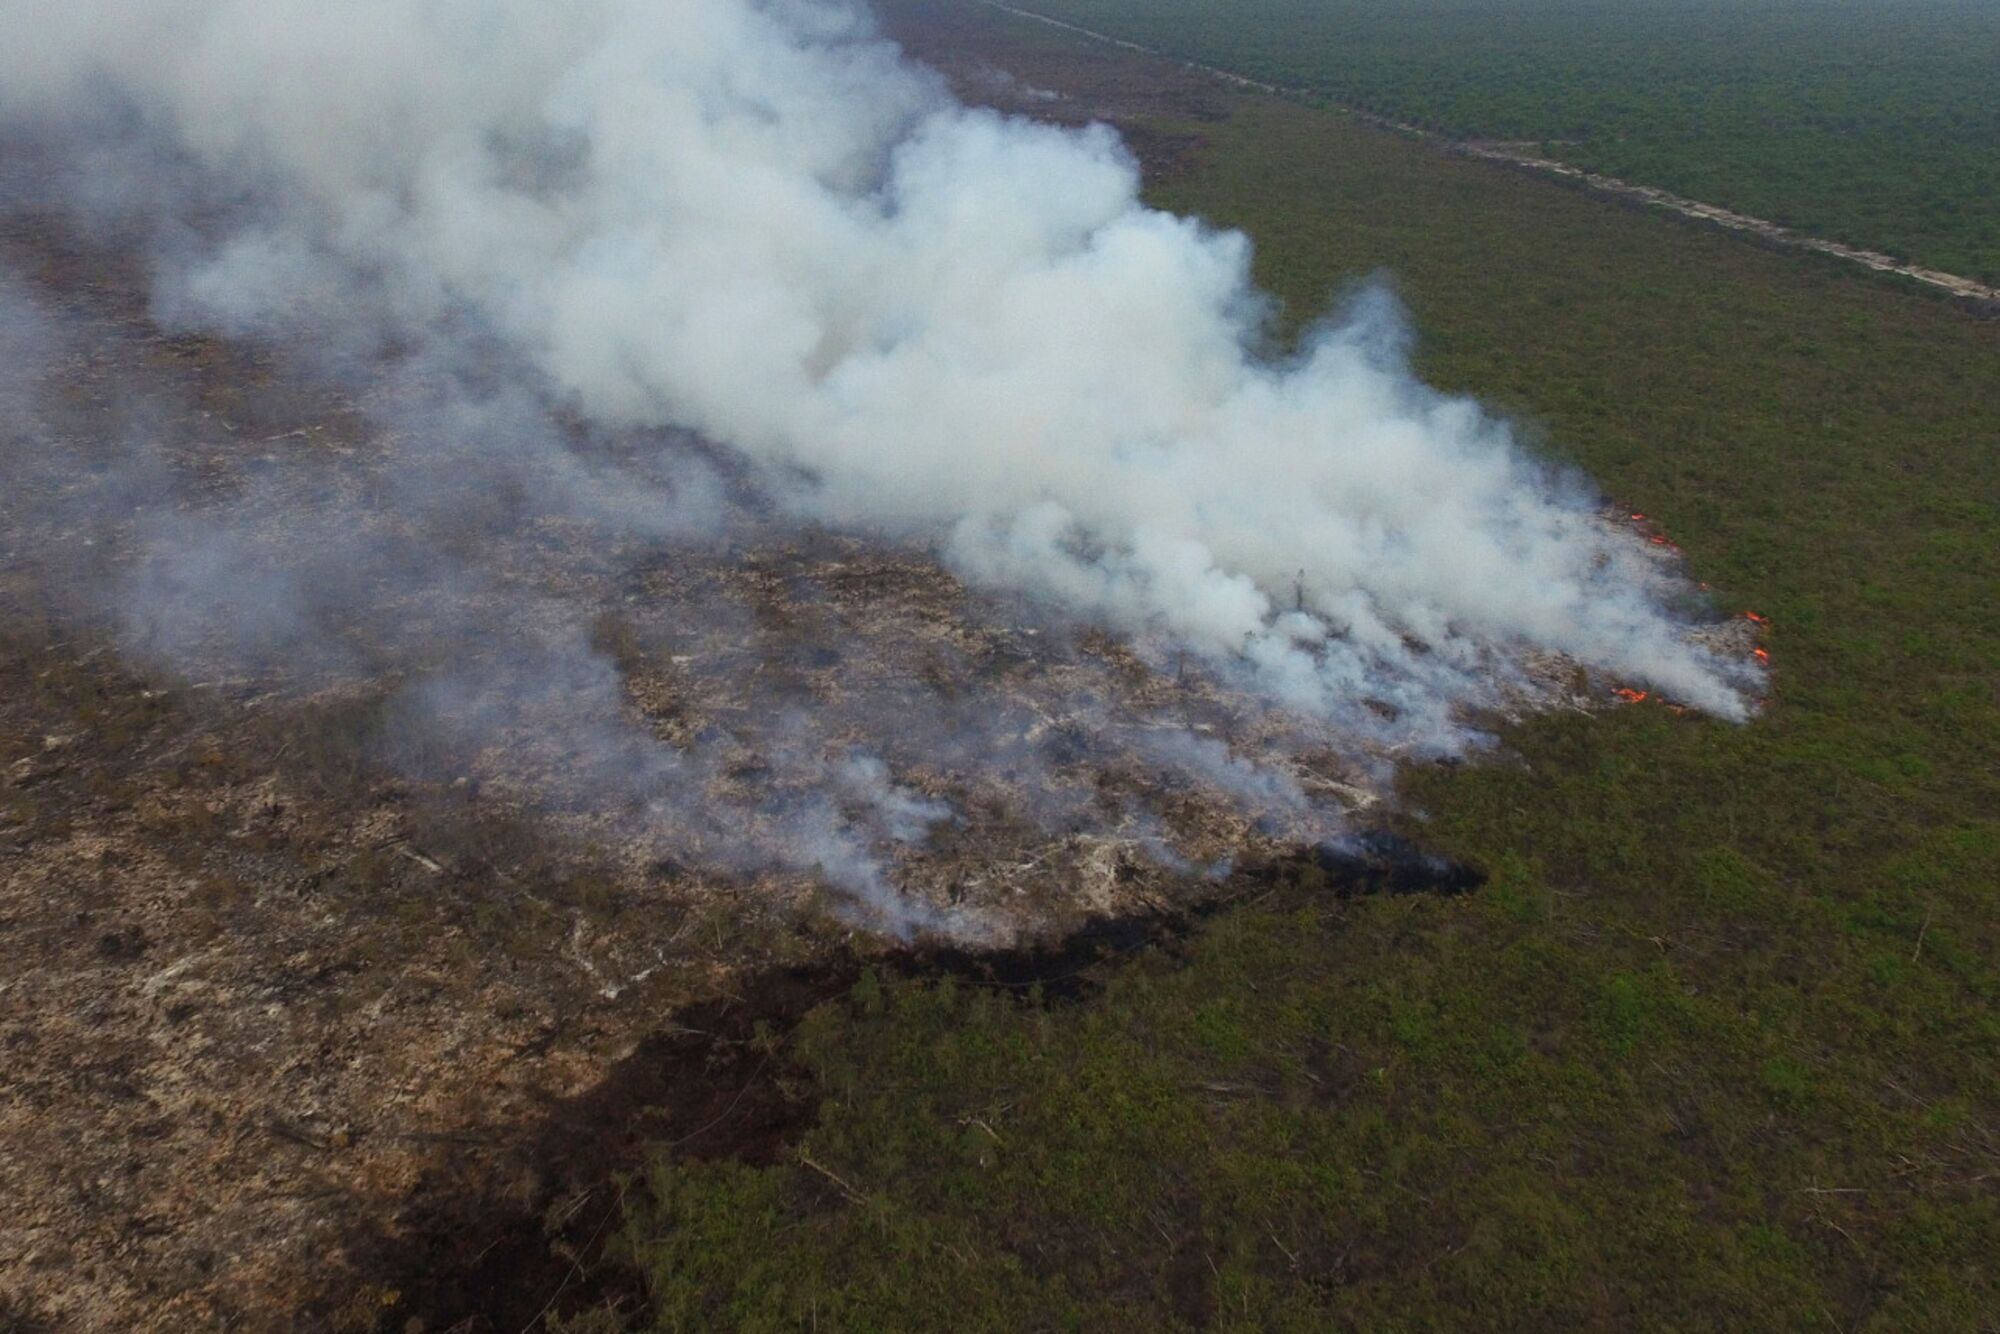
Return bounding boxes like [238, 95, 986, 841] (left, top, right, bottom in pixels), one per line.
[0, 0, 1758, 936]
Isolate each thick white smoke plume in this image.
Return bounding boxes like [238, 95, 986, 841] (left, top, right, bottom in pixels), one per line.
[0, 0, 1755, 934]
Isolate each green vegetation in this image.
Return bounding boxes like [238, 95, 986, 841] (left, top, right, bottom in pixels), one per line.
[991, 0, 2000, 284]
[581, 7, 2000, 1327]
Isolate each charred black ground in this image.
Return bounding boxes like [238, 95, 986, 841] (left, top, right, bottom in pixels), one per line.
[354, 834, 1486, 1332]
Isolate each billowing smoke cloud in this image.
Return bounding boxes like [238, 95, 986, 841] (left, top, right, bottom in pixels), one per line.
[0, 0, 1755, 936]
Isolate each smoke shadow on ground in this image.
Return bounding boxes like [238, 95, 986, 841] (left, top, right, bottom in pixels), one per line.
[347, 831, 1485, 1331]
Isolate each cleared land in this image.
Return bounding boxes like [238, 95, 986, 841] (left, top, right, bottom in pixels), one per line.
[0, 41, 1519, 1327]
[0, 194, 1412, 1326]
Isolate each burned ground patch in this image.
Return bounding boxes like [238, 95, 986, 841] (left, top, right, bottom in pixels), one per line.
[344, 838, 1487, 1332]
[0, 169, 1440, 1327]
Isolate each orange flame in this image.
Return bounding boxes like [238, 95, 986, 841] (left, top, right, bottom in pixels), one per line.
[1752, 647, 1770, 663]
[1614, 688, 1649, 703]
[1744, 611, 1770, 625]
[1629, 512, 1646, 521]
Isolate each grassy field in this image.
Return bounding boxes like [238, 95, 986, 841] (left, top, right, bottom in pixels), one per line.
[578, 3, 2000, 1328]
[980, 0, 2000, 285]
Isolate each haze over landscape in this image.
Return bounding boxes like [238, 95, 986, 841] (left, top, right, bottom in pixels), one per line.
[0, 0, 1992, 1328]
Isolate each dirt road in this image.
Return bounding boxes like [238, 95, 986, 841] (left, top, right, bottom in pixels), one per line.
[976, 0, 2000, 309]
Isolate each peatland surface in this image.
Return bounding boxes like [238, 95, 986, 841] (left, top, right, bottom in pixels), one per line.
[562, 2, 1998, 1329]
[1, 0, 1995, 1329]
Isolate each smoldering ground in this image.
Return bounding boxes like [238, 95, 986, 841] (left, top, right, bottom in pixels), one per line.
[0, 0, 1760, 940]
[0, 252, 1389, 939]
